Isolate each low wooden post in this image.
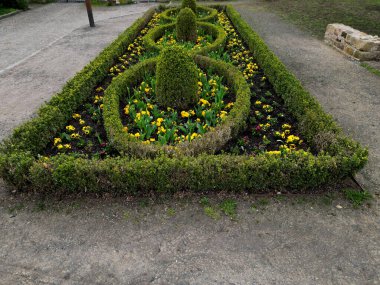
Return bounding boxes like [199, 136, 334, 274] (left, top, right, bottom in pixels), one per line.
[85, 0, 95, 27]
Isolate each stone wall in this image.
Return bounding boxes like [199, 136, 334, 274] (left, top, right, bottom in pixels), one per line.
[325, 24, 380, 61]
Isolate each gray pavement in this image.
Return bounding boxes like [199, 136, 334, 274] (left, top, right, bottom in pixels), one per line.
[0, 2, 379, 284]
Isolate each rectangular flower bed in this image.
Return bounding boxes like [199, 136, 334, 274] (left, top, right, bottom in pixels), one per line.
[0, 5, 367, 194]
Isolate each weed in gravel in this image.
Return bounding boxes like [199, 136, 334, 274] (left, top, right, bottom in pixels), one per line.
[220, 199, 237, 219]
[166, 207, 176, 217]
[204, 206, 220, 220]
[343, 188, 372, 208]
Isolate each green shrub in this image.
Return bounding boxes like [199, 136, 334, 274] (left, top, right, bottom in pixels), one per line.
[176, 7, 197, 42]
[181, 0, 196, 13]
[156, 46, 198, 110]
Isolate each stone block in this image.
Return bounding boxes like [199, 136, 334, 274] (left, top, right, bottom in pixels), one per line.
[325, 23, 380, 61]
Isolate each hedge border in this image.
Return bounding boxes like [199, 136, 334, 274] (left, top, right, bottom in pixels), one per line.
[0, 6, 368, 193]
[160, 6, 218, 23]
[143, 21, 227, 56]
[103, 55, 251, 158]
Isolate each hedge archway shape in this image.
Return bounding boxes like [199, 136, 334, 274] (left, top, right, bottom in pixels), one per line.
[143, 21, 227, 56]
[103, 55, 251, 158]
[160, 6, 218, 23]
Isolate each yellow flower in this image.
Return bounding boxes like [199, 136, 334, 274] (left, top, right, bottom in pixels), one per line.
[156, 118, 164, 126]
[53, 137, 62, 145]
[79, 119, 85, 125]
[134, 132, 140, 138]
[95, 86, 104, 92]
[64, 144, 71, 149]
[225, 102, 234, 109]
[199, 98, 210, 107]
[201, 110, 206, 117]
[66, 125, 75, 132]
[82, 126, 91, 135]
[255, 100, 262, 106]
[57, 144, 64, 150]
[123, 126, 128, 132]
[70, 133, 80, 139]
[149, 138, 156, 142]
[220, 110, 228, 120]
[147, 103, 154, 110]
[282, 123, 291, 129]
[124, 105, 130, 115]
[181, 111, 190, 118]
[72, 113, 81, 119]
[286, 135, 300, 144]
[158, 126, 166, 134]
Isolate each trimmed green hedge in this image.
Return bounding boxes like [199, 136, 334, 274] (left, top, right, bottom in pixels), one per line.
[156, 46, 199, 109]
[160, 6, 218, 23]
[0, 6, 368, 194]
[176, 7, 197, 42]
[103, 55, 251, 158]
[143, 21, 226, 56]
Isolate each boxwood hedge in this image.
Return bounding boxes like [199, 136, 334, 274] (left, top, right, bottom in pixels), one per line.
[0, 6, 367, 194]
[103, 54, 251, 158]
[143, 21, 226, 56]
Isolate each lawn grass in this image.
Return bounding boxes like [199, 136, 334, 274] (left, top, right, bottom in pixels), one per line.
[0, 7, 17, 16]
[259, 0, 380, 38]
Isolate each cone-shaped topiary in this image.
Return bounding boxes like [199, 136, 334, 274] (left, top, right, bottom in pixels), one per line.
[156, 46, 198, 110]
[176, 7, 197, 43]
[181, 0, 196, 13]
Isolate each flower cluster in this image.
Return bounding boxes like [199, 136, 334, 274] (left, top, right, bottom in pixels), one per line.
[218, 12, 307, 155]
[120, 70, 232, 145]
[109, 13, 161, 77]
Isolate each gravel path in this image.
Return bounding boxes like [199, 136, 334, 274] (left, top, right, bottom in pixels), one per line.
[0, 2, 379, 284]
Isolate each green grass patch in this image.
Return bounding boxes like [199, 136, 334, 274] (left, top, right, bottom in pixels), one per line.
[220, 198, 237, 218]
[343, 188, 372, 207]
[204, 206, 220, 220]
[361, 62, 380, 77]
[260, 0, 380, 38]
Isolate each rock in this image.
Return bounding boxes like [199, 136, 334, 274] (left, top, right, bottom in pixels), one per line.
[324, 23, 380, 61]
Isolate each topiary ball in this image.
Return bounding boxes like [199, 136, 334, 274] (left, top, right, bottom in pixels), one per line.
[176, 7, 197, 43]
[156, 46, 198, 110]
[181, 0, 196, 13]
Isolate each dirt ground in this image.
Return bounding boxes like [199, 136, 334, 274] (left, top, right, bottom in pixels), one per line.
[0, 2, 379, 284]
